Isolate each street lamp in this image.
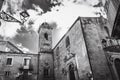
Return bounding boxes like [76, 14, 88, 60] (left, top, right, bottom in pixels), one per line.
[0, 10, 29, 24]
[0, 10, 30, 40]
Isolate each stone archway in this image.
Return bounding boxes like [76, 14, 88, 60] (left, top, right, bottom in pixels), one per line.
[68, 63, 76, 80]
[114, 58, 120, 79]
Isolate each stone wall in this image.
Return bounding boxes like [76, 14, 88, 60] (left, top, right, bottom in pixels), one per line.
[107, 1, 117, 28]
[38, 22, 54, 80]
[53, 17, 114, 80]
[39, 53, 54, 80]
[53, 18, 92, 80]
[80, 17, 113, 80]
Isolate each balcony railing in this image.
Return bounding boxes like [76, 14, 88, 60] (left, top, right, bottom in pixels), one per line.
[102, 38, 120, 52]
[19, 65, 33, 72]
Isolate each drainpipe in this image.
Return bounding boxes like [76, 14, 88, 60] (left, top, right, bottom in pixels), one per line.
[37, 33, 40, 80]
[37, 53, 40, 80]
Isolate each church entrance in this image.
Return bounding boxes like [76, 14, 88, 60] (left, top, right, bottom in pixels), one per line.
[69, 64, 76, 80]
[115, 58, 120, 79]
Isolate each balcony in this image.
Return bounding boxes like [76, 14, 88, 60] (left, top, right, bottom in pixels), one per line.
[19, 65, 33, 72]
[102, 38, 120, 52]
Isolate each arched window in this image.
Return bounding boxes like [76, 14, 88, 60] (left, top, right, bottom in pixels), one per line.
[69, 64, 76, 80]
[44, 33, 48, 40]
[114, 58, 120, 79]
[66, 36, 70, 48]
[44, 62, 49, 78]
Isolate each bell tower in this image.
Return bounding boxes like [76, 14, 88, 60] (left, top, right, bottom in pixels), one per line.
[38, 22, 52, 53]
[38, 22, 54, 80]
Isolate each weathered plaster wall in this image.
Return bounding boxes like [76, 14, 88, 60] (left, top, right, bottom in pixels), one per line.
[0, 53, 38, 80]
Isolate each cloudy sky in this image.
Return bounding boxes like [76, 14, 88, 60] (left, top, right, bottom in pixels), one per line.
[0, 0, 106, 53]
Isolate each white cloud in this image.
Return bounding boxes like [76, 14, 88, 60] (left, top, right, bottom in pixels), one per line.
[24, 0, 106, 46]
[16, 43, 31, 53]
[0, 21, 21, 38]
[0, 0, 107, 40]
[25, 1, 105, 31]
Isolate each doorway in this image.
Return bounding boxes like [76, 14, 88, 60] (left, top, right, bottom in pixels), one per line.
[69, 64, 76, 80]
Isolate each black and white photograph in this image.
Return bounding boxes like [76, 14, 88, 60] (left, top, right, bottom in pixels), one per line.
[0, 0, 119, 80]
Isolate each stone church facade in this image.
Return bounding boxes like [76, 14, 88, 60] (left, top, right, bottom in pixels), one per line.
[0, 0, 120, 80]
[0, 16, 118, 80]
[53, 17, 113, 80]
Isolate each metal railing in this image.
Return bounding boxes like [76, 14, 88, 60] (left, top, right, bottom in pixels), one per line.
[102, 38, 120, 52]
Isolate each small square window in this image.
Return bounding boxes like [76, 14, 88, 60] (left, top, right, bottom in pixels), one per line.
[5, 71, 10, 76]
[24, 58, 30, 66]
[6, 58, 12, 65]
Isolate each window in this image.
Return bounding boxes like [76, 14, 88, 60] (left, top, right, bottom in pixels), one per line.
[6, 58, 12, 65]
[24, 58, 27, 66]
[5, 71, 10, 76]
[23, 58, 31, 69]
[69, 64, 76, 80]
[24, 58, 30, 66]
[66, 36, 70, 48]
[44, 33, 48, 40]
[104, 26, 110, 37]
[56, 47, 59, 56]
[114, 58, 120, 79]
[44, 68, 49, 77]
